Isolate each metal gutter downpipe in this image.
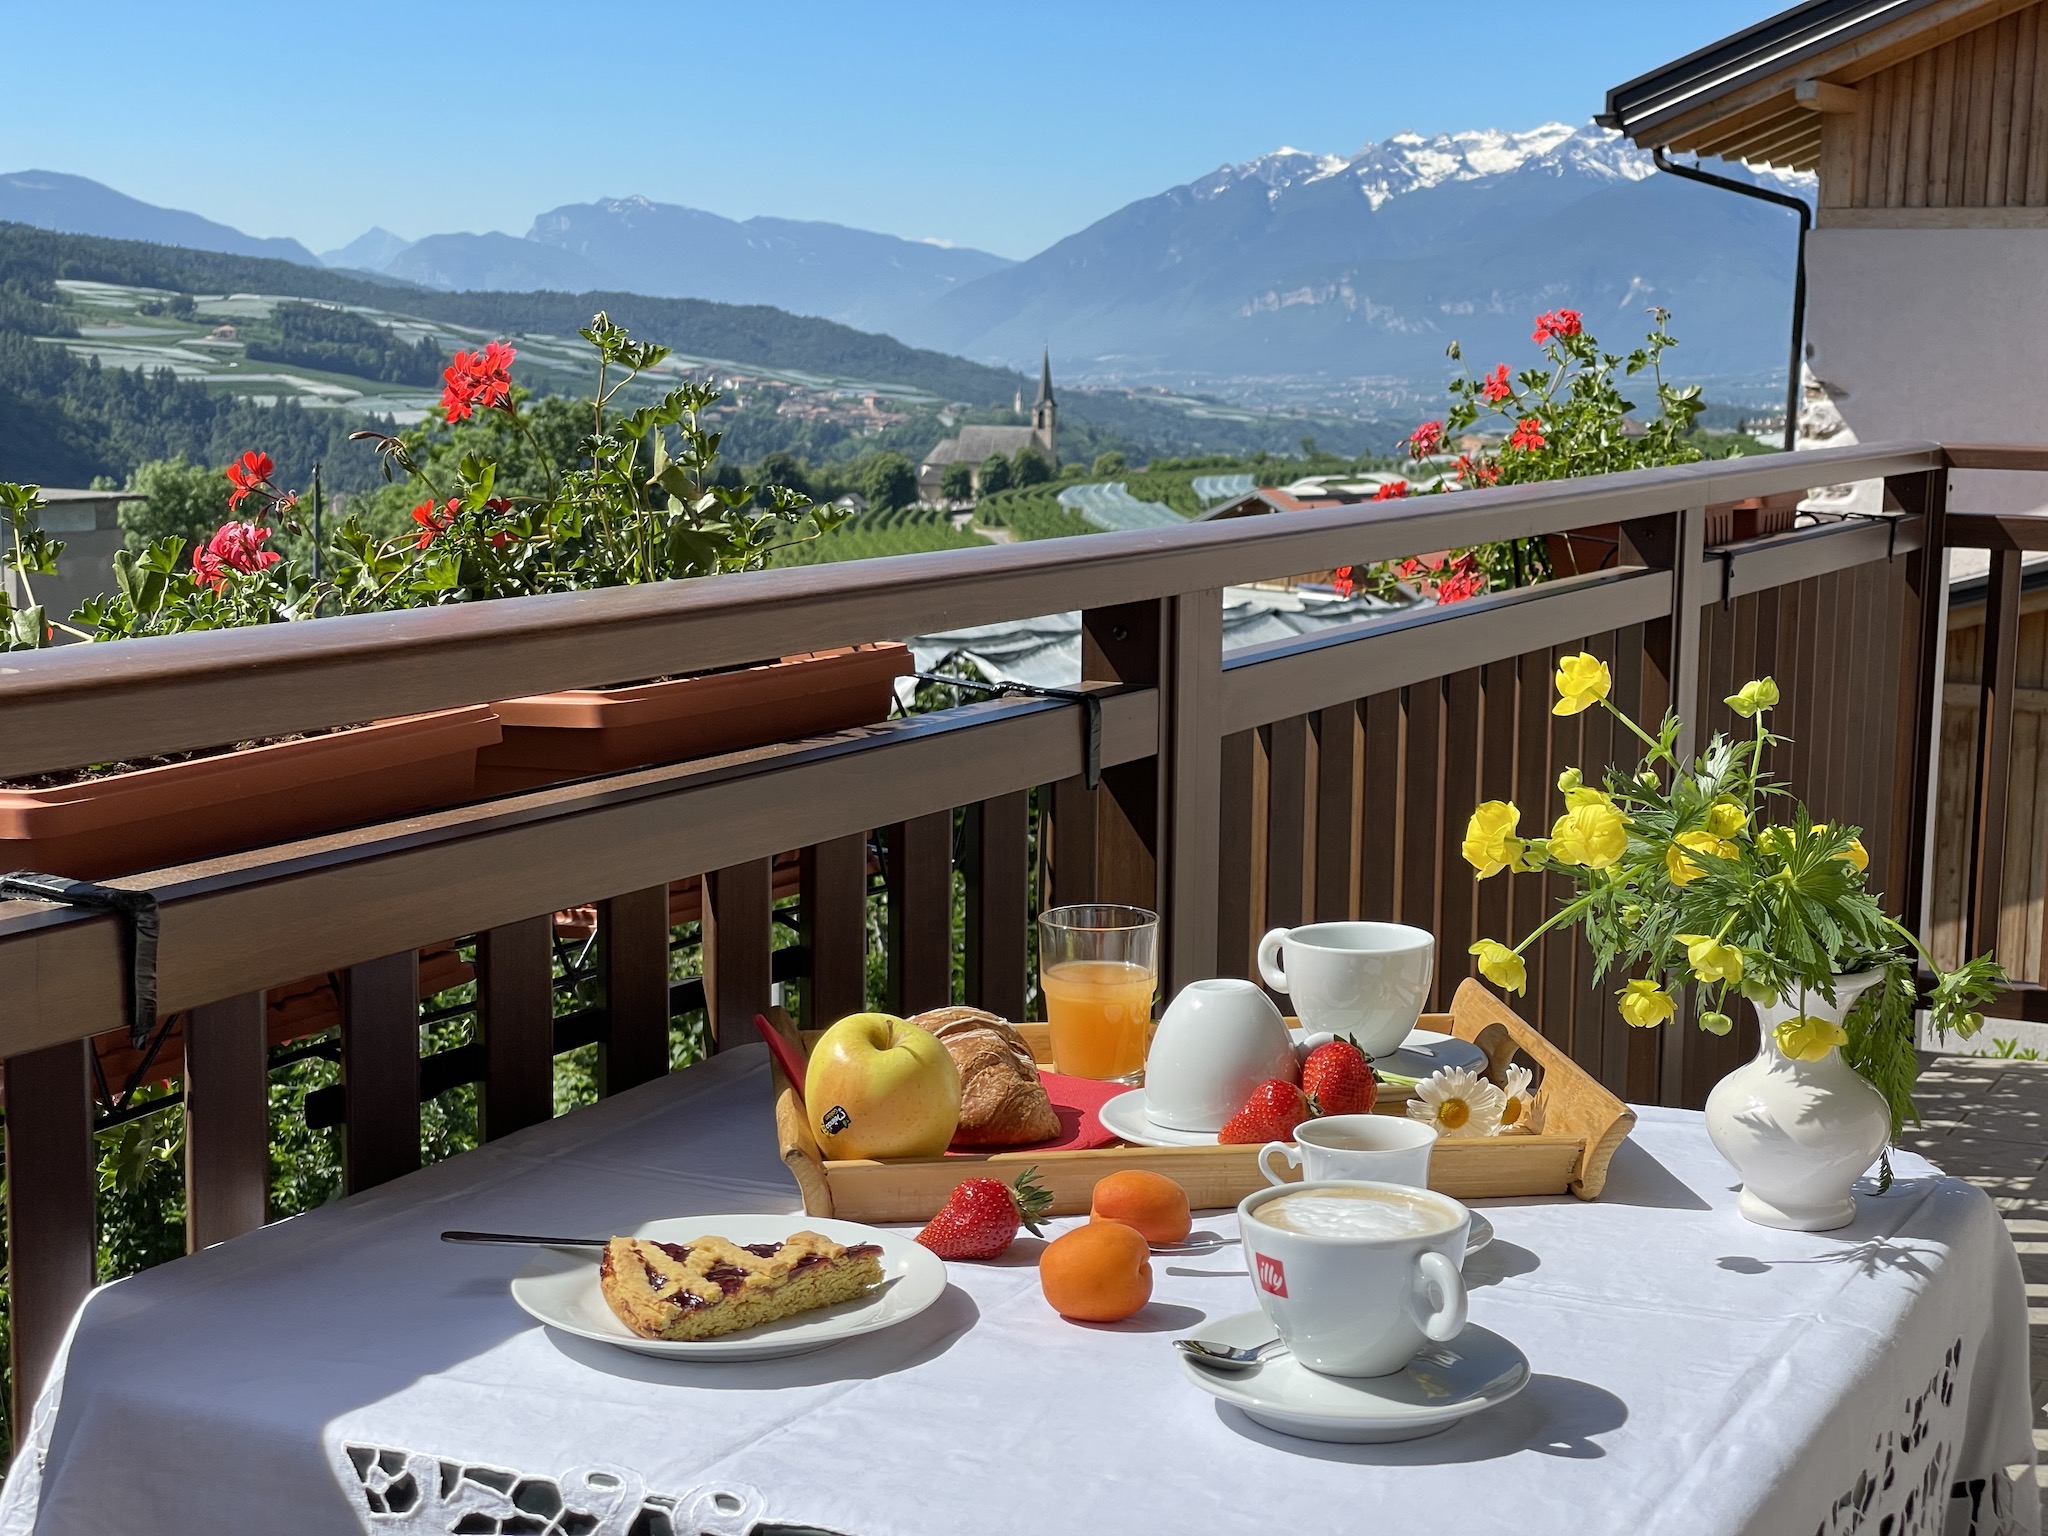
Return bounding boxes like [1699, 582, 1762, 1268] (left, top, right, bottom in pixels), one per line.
[1652, 147, 1813, 453]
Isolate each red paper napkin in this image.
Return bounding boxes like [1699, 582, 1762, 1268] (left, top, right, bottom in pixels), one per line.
[946, 1070, 1125, 1155]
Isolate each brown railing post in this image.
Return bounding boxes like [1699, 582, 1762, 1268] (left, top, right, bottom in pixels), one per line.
[342, 951, 421, 1192]
[963, 793, 1029, 1018]
[3, 1038, 95, 1433]
[1216, 728, 1268, 980]
[477, 917, 555, 1139]
[1081, 602, 1164, 911]
[599, 887, 672, 1092]
[183, 992, 269, 1250]
[1969, 547, 2022, 959]
[883, 813, 953, 1014]
[1313, 701, 1363, 924]
[704, 859, 773, 1052]
[1889, 467, 1949, 932]
[1624, 506, 1706, 1105]
[1161, 591, 1224, 996]
[800, 835, 869, 1024]
[1265, 714, 1313, 936]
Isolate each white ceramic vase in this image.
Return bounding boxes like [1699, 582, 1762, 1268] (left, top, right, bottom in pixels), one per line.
[1703, 969, 1891, 1232]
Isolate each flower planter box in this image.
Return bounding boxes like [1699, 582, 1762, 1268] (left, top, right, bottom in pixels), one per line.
[1546, 492, 1804, 579]
[475, 644, 913, 795]
[770, 979, 1637, 1222]
[0, 707, 501, 880]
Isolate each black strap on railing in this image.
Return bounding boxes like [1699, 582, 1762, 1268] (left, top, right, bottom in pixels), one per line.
[912, 672, 1103, 788]
[1, 871, 160, 1048]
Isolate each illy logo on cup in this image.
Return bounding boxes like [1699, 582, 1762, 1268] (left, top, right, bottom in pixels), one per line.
[1255, 1252, 1288, 1297]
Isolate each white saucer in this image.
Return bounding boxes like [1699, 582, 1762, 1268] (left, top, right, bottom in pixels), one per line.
[1181, 1310, 1530, 1443]
[510, 1214, 947, 1361]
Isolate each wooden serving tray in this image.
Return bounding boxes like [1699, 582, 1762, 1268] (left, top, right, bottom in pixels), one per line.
[770, 979, 1635, 1222]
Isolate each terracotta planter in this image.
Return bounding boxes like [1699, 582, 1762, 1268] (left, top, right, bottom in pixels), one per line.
[0, 707, 501, 880]
[476, 643, 913, 794]
[1704, 490, 1802, 547]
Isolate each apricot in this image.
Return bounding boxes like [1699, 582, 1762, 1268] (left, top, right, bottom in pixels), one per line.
[1089, 1169, 1192, 1245]
[1039, 1220, 1154, 1322]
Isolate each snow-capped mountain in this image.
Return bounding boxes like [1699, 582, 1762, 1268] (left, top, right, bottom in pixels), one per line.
[895, 123, 1809, 384]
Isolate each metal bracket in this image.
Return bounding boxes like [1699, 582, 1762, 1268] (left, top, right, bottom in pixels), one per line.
[1, 871, 160, 1048]
[913, 672, 1104, 788]
[1707, 549, 1736, 610]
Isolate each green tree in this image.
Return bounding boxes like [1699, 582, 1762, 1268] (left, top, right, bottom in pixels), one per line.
[1013, 446, 1052, 487]
[940, 462, 975, 502]
[121, 456, 228, 554]
[752, 449, 812, 499]
[859, 451, 918, 512]
[1091, 450, 1127, 477]
[977, 453, 1013, 495]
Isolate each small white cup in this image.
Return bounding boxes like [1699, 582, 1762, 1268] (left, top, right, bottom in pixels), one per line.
[1257, 921, 1434, 1059]
[1260, 1113, 1437, 1188]
[1238, 1179, 1470, 1378]
[1143, 978, 1297, 1133]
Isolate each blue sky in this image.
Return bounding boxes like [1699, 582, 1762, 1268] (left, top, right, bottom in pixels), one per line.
[8, 1, 1772, 258]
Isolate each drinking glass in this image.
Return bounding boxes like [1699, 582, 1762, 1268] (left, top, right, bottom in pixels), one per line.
[1038, 904, 1159, 1081]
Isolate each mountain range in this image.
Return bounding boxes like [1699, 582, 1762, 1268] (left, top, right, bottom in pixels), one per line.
[892, 124, 1807, 382]
[3, 125, 1809, 389]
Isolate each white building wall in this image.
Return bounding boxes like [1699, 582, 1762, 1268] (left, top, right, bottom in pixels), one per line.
[1802, 228, 2048, 515]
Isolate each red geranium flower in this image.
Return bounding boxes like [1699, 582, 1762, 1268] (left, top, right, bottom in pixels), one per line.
[1408, 420, 1445, 457]
[411, 498, 460, 549]
[1532, 309, 1583, 345]
[1455, 454, 1501, 487]
[483, 496, 518, 549]
[224, 450, 274, 509]
[441, 341, 517, 422]
[1332, 566, 1357, 598]
[1508, 416, 1547, 453]
[1481, 364, 1512, 404]
[191, 520, 280, 589]
[1372, 479, 1410, 501]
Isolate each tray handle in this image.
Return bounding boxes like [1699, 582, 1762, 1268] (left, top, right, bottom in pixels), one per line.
[765, 1007, 836, 1217]
[1446, 979, 1636, 1200]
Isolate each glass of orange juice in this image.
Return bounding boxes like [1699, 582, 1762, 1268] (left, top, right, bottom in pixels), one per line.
[1038, 904, 1159, 1081]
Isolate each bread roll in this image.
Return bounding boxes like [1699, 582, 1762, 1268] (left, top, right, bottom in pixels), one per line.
[914, 1006, 1062, 1146]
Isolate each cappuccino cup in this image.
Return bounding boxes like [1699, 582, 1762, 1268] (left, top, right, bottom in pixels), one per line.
[1256, 921, 1433, 1058]
[1238, 1179, 1469, 1377]
[1260, 1113, 1437, 1188]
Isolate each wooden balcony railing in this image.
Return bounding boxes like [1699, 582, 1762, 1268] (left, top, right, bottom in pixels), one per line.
[3, 439, 2044, 1433]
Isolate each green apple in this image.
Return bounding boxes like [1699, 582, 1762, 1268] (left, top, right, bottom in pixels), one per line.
[806, 1013, 961, 1159]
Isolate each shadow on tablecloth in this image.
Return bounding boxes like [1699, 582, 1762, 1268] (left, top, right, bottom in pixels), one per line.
[1211, 1372, 1629, 1464]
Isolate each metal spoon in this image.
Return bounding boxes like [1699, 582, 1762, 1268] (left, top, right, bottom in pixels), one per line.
[1174, 1336, 1286, 1371]
[441, 1230, 607, 1250]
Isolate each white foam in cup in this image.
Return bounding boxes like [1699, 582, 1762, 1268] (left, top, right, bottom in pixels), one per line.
[1253, 1187, 1455, 1240]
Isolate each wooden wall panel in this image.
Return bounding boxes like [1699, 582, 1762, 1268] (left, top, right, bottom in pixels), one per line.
[1839, 1, 2048, 209]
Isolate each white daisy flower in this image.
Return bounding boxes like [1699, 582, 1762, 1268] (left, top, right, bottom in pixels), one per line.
[1492, 1063, 1536, 1135]
[1405, 1066, 1505, 1139]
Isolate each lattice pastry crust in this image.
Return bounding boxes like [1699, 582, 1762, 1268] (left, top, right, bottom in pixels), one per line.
[598, 1231, 884, 1341]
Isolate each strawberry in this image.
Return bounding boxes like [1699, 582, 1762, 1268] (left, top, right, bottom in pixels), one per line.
[916, 1167, 1052, 1260]
[1217, 1080, 1310, 1145]
[1301, 1035, 1378, 1116]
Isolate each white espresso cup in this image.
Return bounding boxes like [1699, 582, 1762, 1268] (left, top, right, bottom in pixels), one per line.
[1259, 1113, 1438, 1188]
[1238, 1179, 1469, 1378]
[1256, 921, 1434, 1059]
[1143, 978, 1297, 1133]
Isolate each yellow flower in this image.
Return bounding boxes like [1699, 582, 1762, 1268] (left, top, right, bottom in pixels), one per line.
[1724, 677, 1781, 718]
[1674, 933, 1744, 985]
[1618, 978, 1676, 1029]
[1563, 783, 1613, 812]
[1550, 803, 1629, 869]
[1774, 1014, 1848, 1062]
[1556, 766, 1583, 793]
[1756, 825, 1794, 860]
[1666, 829, 1735, 887]
[1553, 652, 1612, 716]
[1706, 800, 1748, 838]
[1462, 801, 1527, 878]
[1469, 938, 1528, 995]
[1808, 822, 1871, 872]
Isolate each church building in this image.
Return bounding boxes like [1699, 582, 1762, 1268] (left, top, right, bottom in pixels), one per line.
[917, 350, 1057, 502]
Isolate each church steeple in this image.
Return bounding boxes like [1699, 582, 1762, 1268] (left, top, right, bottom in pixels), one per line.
[1031, 346, 1057, 466]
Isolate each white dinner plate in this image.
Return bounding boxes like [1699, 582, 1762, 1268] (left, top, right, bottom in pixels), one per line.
[1182, 1310, 1530, 1443]
[510, 1214, 947, 1361]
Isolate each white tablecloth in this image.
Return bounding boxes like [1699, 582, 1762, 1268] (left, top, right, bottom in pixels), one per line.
[2, 1044, 2035, 1536]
